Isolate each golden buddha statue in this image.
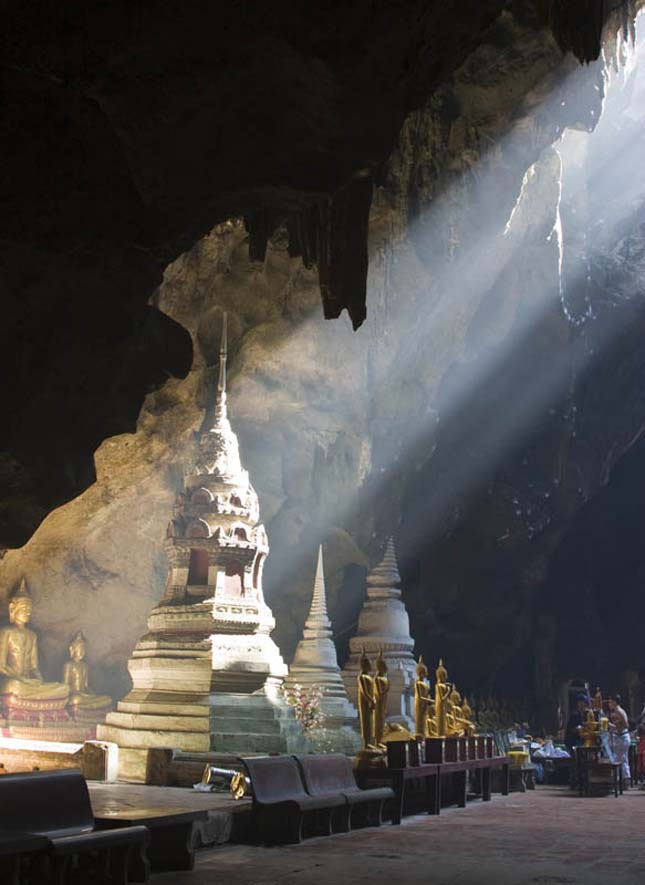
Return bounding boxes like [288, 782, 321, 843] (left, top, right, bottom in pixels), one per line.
[357, 649, 376, 749]
[580, 709, 599, 748]
[373, 650, 389, 748]
[434, 658, 451, 737]
[446, 686, 477, 737]
[461, 696, 476, 737]
[413, 656, 431, 739]
[0, 580, 69, 702]
[426, 699, 439, 737]
[63, 631, 112, 716]
[445, 685, 467, 737]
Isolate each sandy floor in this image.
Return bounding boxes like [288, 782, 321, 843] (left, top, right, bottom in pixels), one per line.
[154, 785, 645, 885]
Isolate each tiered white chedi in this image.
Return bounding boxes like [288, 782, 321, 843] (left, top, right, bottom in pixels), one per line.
[99, 315, 301, 780]
[284, 546, 358, 738]
[341, 538, 416, 727]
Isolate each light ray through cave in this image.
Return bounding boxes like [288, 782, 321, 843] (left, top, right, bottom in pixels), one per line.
[261, 14, 645, 655]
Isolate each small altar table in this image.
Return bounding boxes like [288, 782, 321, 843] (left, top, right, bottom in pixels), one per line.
[355, 763, 441, 824]
[356, 757, 510, 824]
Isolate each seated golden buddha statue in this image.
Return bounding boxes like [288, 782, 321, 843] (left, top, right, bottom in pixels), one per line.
[0, 580, 69, 704]
[63, 631, 112, 716]
[461, 696, 476, 737]
[450, 688, 477, 737]
[445, 685, 468, 737]
[426, 700, 439, 737]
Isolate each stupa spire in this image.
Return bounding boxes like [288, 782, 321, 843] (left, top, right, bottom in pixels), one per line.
[285, 544, 358, 734]
[367, 536, 402, 599]
[303, 545, 332, 636]
[215, 312, 228, 421]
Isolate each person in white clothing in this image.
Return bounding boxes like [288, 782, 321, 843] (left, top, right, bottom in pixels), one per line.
[608, 694, 631, 783]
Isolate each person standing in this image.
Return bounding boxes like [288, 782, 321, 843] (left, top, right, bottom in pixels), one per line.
[608, 694, 631, 783]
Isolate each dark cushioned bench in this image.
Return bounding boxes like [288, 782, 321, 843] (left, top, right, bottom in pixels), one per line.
[0, 829, 49, 885]
[241, 755, 346, 844]
[294, 754, 394, 828]
[0, 769, 149, 884]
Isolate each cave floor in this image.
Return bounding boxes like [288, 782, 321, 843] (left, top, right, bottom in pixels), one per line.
[155, 785, 645, 885]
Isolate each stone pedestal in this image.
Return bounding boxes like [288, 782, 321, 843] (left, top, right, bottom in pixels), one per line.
[342, 539, 416, 727]
[1, 694, 108, 743]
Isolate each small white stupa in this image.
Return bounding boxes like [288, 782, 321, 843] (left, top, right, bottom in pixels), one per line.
[285, 546, 359, 744]
[341, 538, 416, 727]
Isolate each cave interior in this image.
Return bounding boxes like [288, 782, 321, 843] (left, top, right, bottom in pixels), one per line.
[3, 0, 645, 736]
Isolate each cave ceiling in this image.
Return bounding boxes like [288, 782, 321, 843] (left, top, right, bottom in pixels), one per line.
[1, 0, 640, 550]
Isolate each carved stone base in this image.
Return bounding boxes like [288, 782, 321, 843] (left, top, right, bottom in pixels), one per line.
[2, 719, 100, 743]
[68, 704, 112, 723]
[1, 693, 69, 726]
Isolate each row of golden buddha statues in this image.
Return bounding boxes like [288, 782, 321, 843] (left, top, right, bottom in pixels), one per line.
[0, 581, 111, 735]
[1, 579, 475, 754]
[356, 649, 477, 755]
[414, 656, 476, 740]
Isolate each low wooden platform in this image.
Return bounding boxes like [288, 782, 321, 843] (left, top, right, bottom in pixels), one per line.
[89, 782, 252, 850]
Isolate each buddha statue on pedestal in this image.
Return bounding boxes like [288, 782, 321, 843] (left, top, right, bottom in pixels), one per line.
[374, 650, 389, 748]
[63, 631, 112, 719]
[434, 659, 451, 737]
[0, 580, 69, 707]
[358, 650, 376, 749]
[413, 656, 431, 739]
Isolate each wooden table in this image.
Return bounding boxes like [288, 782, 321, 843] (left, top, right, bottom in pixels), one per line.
[440, 757, 510, 809]
[90, 786, 210, 881]
[574, 752, 623, 798]
[356, 763, 441, 825]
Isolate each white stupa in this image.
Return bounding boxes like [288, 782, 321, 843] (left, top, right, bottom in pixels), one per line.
[285, 546, 358, 729]
[341, 538, 416, 727]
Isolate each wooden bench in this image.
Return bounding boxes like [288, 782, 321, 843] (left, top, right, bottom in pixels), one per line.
[0, 829, 49, 885]
[294, 754, 394, 829]
[241, 755, 346, 844]
[0, 769, 149, 885]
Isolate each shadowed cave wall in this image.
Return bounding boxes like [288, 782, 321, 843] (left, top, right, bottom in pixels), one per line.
[2, 4, 645, 724]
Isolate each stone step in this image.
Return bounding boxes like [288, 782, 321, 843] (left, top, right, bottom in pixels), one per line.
[209, 715, 282, 734]
[208, 704, 278, 721]
[106, 710, 210, 733]
[209, 693, 282, 708]
[211, 732, 288, 754]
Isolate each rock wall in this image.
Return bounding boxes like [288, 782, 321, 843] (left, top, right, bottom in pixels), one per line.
[1, 8, 645, 721]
